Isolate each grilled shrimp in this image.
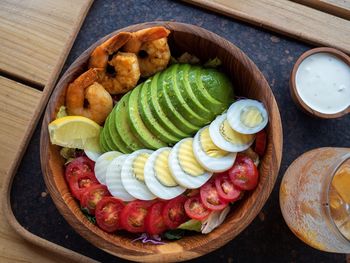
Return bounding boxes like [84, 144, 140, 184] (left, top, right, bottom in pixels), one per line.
[123, 26, 171, 77]
[66, 68, 113, 125]
[89, 32, 141, 94]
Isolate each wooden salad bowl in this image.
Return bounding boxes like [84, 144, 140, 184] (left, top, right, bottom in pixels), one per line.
[40, 21, 283, 262]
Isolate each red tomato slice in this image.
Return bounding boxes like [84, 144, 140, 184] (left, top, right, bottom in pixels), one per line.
[65, 156, 95, 181]
[145, 201, 167, 235]
[184, 196, 210, 220]
[120, 200, 153, 233]
[229, 154, 259, 191]
[254, 129, 267, 156]
[200, 180, 228, 211]
[162, 195, 188, 229]
[95, 197, 125, 233]
[81, 184, 111, 215]
[215, 173, 242, 202]
[68, 172, 99, 201]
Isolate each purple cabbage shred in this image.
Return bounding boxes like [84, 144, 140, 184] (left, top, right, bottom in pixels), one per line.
[132, 233, 165, 245]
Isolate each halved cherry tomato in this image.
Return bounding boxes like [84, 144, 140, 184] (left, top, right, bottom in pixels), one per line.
[120, 200, 153, 233]
[254, 129, 267, 156]
[200, 180, 228, 211]
[68, 172, 99, 201]
[65, 156, 95, 181]
[229, 154, 259, 191]
[81, 184, 111, 215]
[162, 195, 188, 229]
[184, 196, 210, 220]
[145, 201, 167, 235]
[95, 197, 125, 233]
[215, 173, 242, 202]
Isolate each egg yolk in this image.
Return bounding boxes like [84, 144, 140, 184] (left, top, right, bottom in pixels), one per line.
[200, 127, 228, 158]
[240, 106, 263, 128]
[133, 153, 150, 182]
[179, 139, 205, 176]
[154, 150, 178, 187]
[220, 120, 254, 145]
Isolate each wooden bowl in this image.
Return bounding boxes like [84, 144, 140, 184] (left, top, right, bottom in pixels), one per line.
[290, 47, 350, 119]
[40, 21, 283, 262]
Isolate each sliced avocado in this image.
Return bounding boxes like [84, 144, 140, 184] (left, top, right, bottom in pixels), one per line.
[114, 94, 146, 151]
[147, 72, 189, 138]
[166, 64, 209, 126]
[200, 67, 234, 108]
[128, 85, 167, 149]
[178, 64, 214, 121]
[107, 108, 132, 153]
[99, 128, 111, 152]
[138, 81, 179, 144]
[100, 112, 118, 152]
[157, 67, 200, 134]
[188, 66, 225, 114]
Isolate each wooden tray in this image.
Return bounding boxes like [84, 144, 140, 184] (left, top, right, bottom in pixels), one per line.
[184, 0, 350, 54]
[0, 0, 95, 262]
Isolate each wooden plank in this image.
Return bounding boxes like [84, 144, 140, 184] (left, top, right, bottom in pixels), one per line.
[292, 0, 350, 20]
[184, 0, 350, 54]
[0, 0, 91, 87]
[0, 77, 42, 177]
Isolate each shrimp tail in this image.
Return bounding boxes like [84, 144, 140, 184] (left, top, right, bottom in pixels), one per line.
[123, 26, 170, 53]
[89, 32, 132, 68]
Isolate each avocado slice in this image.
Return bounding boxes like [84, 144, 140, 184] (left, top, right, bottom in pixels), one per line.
[187, 66, 225, 114]
[178, 64, 214, 121]
[147, 72, 189, 138]
[138, 81, 179, 144]
[114, 94, 146, 151]
[165, 64, 209, 126]
[200, 67, 234, 107]
[157, 67, 200, 134]
[100, 112, 119, 152]
[128, 85, 167, 149]
[106, 108, 133, 153]
[99, 127, 111, 152]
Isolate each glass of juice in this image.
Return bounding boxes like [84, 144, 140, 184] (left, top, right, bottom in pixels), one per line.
[280, 147, 350, 253]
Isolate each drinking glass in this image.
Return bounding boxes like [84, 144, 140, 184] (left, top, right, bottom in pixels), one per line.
[280, 147, 350, 253]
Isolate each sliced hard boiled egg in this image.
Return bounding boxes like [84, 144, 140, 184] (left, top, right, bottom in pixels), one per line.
[144, 147, 186, 200]
[169, 138, 213, 189]
[121, 149, 156, 200]
[209, 113, 255, 152]
[105, 154, 136, 201]
[94, 151, 122, 185]
[193, 126, 236, 172]
[227, 99, 268, 134]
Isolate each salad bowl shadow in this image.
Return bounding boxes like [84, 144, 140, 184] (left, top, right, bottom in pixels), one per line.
[40, 21, 283, 262]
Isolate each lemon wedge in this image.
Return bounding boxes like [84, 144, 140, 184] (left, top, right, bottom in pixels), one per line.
[48, 116, 102, 152]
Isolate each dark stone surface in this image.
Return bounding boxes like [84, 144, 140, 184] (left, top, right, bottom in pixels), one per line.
[11, 0, 349, 262]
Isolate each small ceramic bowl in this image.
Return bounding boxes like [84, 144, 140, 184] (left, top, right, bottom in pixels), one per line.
[40, 21, 283, 262]
[290, 47, 350, 119]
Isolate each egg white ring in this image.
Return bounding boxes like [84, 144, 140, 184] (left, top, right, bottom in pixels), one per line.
[209, 113, 255, 152]
[84, 150, 102, 162]
[193, 127, 237, 172]
[168, 138, 213, 189]
[105, 154, 136, 201]
[144, 147, 186, 200]
[227, 99, 268, 134]
[121, 149, 156, 200]
[94, 151, 123, 185]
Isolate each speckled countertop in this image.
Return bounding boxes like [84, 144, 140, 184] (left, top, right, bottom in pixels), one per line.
[11, 0, 349, 262]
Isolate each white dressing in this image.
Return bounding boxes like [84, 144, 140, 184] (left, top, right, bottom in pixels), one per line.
[296, 53, 350, 114]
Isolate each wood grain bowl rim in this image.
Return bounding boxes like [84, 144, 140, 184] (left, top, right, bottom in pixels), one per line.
[40, 21, 283, 262]
[289, 47, 350, 119]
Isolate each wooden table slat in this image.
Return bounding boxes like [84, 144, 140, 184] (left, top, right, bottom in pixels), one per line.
[184, 0, 350, 54]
